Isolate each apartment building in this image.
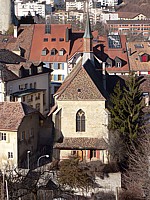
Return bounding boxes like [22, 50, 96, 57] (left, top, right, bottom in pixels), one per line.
[65, 0, 118, 11]
[107, 20, 150, 37]
[14, 1, 46, 17]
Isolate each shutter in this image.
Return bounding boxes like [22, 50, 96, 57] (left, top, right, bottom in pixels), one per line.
[96, 150, 100, 159]
[0, 132, 2, 140]
[54, 63, 58, 70]
[87, 150, 91, 159]
[62, 63, 64, 70]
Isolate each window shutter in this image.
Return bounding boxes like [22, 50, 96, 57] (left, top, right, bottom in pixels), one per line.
[54, 63, 58, 70]
[0, 132, 2, 140]
[96, 150, 100, 159]
[62, 63, 64, 70]
[87, 150, 91, 159]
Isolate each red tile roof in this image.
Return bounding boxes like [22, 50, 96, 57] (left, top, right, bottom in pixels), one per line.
[30, 24, 72, 62]
[94, 35, 129, 72]
[54, 137, 107, 149]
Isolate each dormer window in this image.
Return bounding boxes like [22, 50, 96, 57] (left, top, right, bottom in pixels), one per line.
[59, 48, 65, 56]
[37, 66, 42, 73]
[115, 57, 122, 68]
[51, 48, 57, 55]
[106, 57, 113, 68]
[45, 24, 50, 34]
[138, 52, 149, 62]
[116, 62, 121, 68]
[41, 48, 48, 56]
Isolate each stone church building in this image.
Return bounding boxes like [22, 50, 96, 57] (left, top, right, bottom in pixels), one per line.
[51, 13, 111, 163]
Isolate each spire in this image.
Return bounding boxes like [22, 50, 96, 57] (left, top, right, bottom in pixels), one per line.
[83, 12, 93, 39]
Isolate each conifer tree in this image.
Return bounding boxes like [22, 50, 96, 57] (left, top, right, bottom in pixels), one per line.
[109, 74, 145, 143]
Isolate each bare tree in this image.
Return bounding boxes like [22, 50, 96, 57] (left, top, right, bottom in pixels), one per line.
[121, 131, 150, 200]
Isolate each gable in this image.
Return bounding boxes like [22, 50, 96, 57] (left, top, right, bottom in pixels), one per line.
[57, 67, 105, 101]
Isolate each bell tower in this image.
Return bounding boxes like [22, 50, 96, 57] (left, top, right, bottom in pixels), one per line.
[82, 11, 94, 65]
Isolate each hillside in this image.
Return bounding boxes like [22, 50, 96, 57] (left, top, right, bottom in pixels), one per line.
[116, 0, 150, 17]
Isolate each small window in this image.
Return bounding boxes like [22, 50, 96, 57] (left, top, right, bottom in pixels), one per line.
[45, 24, 50, 34]
[59, 38, 64, 41]
[36, 103, 40, 111]
[51, 48, 56, 55]
[8, 152, 13, 159]
[51, 38, 56, 42]
[25, 83, 28, 89]
[34, 82, 36, 89]
[21, 131, 25, 141]
[1, 133, 6, 141]
[30, 83, 32, 89]
[43, 38, 48, 42]
[116, 62, 121, 68]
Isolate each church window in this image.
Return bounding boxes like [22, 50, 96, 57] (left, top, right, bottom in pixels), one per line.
[76, 109, 85, 132]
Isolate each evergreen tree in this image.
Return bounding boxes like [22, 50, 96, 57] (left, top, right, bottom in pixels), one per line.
[109, 74, 145, 143]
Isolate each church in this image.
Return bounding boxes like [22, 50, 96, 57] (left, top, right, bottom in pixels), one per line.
[51, 12, 112, 163]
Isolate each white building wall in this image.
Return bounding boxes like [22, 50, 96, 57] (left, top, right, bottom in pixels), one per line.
[15, 2, 46, 17]
[7, 73, 50, 113]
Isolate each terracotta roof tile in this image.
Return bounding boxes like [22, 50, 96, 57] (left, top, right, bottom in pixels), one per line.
[6, 25, 34, 60]
[0, 102, 37, 131]
[54, 137, 107, 149]
[55, 59, 107, 100]
[94, 35, 129, 72]
[127, 41, 150, 72]
[30, 24, 72, 62]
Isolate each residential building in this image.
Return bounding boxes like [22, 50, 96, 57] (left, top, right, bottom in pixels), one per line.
[0, 102, 44, 169]
[29, 24, 73, 101]
[14, 1, 46, 18]
[107, 20, 150, 37]
[65, 0, 118, 12]
[0, 63, 18, 102]
[117, 12, 149, 21]
[127, 41, 150, 75]
[6, 62, 52, 115]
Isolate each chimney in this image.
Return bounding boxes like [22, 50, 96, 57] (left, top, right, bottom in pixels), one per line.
[102, 62, 106, 90]
[128, 48, 131, 56]
[65, 27, 69, 42]
[14, 25, 18, 38]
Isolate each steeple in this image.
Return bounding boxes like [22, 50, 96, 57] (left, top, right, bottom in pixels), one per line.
[83, 12, 93, 39]
[82, 10, 94, 65]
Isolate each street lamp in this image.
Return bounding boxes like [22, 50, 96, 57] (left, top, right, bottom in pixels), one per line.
[37, 155, 49, 167]
[27, 150, 30, 170]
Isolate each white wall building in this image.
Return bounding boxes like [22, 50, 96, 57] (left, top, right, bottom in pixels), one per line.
[14, 1, 46, 17]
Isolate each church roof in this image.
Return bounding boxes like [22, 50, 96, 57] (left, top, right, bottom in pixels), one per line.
[54, 58, 108, 101]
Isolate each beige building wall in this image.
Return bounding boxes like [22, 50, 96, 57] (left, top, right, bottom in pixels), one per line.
[0, 113, 40, 169]
[55, 100, 108, 139]
[53, 100, 109, 162]
[18, 114, 40, 162]
[0, 130, 18, 169]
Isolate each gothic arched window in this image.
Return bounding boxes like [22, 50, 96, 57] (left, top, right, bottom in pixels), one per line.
[76, 109, 85, 132]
